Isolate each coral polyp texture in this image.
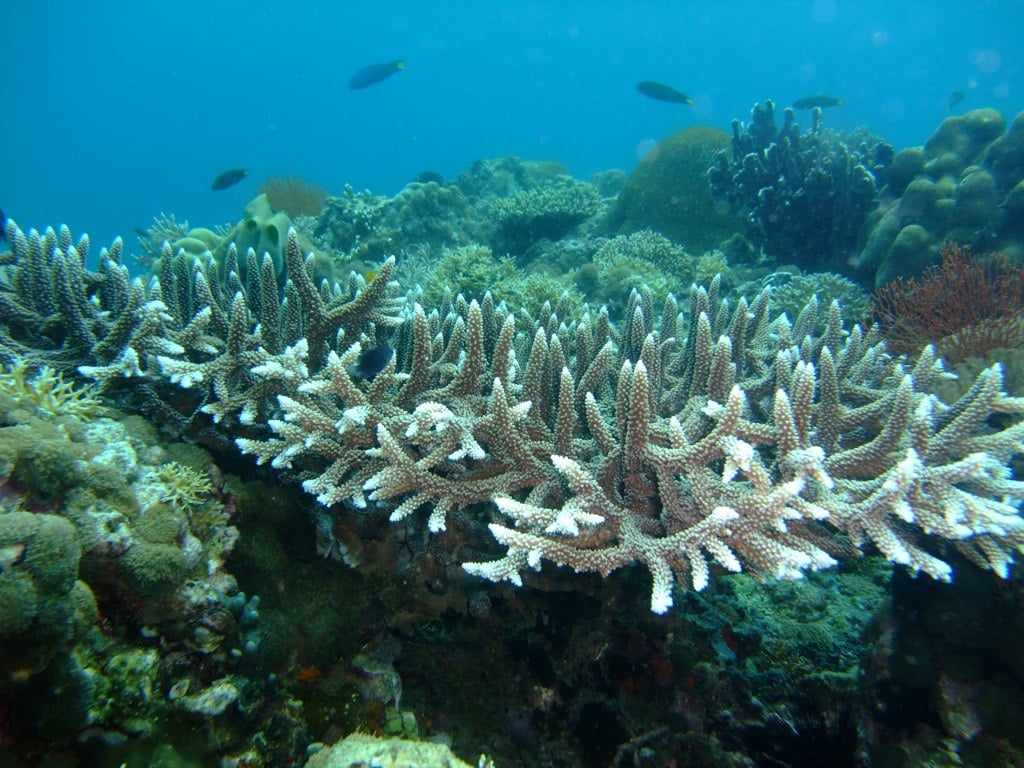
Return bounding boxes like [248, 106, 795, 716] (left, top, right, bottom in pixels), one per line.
[5, 213, 1024, 616]
[861, 109, 1024, 286]
[221, 248, 1024, 613]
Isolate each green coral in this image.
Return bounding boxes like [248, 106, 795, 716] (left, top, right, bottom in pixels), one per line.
[605, 125, 743, 253]
[119, 539, 188, 597]
[0, 511, 83, 675]
[504, 273, 586, 320]
[0, 421, 95, 500]
[156, 462, 214, 513]
[768, 271, 871, 328]
[0, 357, 105, 420]
[314, 185, 393, 257]
[693, 251, 733, 290]
[382, 182, 478, 253]
[419, 244, 518, 307]
[592, 232, 684, 311]
[860, 109, 1024, 285]
[489, 178, 601, 254]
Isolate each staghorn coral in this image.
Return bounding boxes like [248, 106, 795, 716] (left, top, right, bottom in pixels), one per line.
[0, 220, 181, 374]
[229, 268, 1024, 614]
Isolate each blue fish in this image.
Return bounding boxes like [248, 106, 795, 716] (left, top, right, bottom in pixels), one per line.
[348, 60, 405, 90]
[348, 345, 394, 380]
[0, 208, 6, 243]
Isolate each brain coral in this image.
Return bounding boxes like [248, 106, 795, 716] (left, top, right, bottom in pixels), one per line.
[605, 125, 742, 254]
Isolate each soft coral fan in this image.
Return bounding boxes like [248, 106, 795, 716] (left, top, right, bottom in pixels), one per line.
[228, 260, 1024, 613]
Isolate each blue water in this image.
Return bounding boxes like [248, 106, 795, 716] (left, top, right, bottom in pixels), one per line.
[2, 1, 1021, 251]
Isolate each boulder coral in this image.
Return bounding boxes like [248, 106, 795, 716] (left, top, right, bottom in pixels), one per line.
[608, 125, 742, 254]
[860, 109, 1024, 286]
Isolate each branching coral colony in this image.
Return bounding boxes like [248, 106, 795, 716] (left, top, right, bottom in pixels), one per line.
[6, 222, 1024, 614]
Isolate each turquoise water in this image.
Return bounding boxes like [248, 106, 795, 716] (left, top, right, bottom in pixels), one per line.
[2, 1, 1021, 247]
[4, 4, 1024, 767]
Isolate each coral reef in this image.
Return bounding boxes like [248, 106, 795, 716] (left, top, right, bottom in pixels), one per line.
[381, 181, 478, 254]
[314, 184, 393, 258]
[608, 125, 742, 254]
[861, 109, 1024, 285]
[315, 182, 479, 266]
[871, 241, 1024, 361]
[305, 732, 493, 768]
[591, 231, 689, 313]
[223, 252, 1024, 615]
[766, 271, 871, 329]
[259, 175, 330, 218]
[709, 100, 892, 274]
[5, 138, 1024, 765]
[453, 156, 574, 203]
[0, 355, 304, 763]
[488, 178, 601, 255]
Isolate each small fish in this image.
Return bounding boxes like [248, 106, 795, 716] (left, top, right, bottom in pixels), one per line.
[636, 80, 693, 105]
[348, 60, 406, 90]
[348, 345, 394, 381]
[133, 227, 151, 240]
[0, 207, 6, 242]
[414, 170, 444, 185]
[793, 95, 844, 109]
[211, 168, 248, 191]
[948, 90, 966, 111]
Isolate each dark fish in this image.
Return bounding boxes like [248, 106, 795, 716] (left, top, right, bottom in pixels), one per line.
[348, 345, 394, 380]
[636, 80, 693, 105]
[348, 60, 406, 90]
[211, 168, 248, 191]
[414, 171, 444, 185]
[948, 90, 966, 111]
[133, 227, 150, 239]
[793, 95, 844, 109]
[0, 208, 6, 243]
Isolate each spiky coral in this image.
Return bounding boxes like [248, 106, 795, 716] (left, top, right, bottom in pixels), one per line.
[0, 357, 105, 419]
[231, 270, 1024, 613]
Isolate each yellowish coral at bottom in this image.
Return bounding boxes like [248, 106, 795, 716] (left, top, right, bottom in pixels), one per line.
[304, 732, 495, 768]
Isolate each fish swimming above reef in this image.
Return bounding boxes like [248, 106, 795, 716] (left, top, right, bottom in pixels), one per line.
[0, 208, 6, 242]
[793, 95, 844, 109]
[211, 169, 249, 191]
[636, 80, 693, 104]
[414, 170, 444, 185]
[348, 60, 406, 90]
[348, 345, 394, 381]
[948, 90, 966, 111]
